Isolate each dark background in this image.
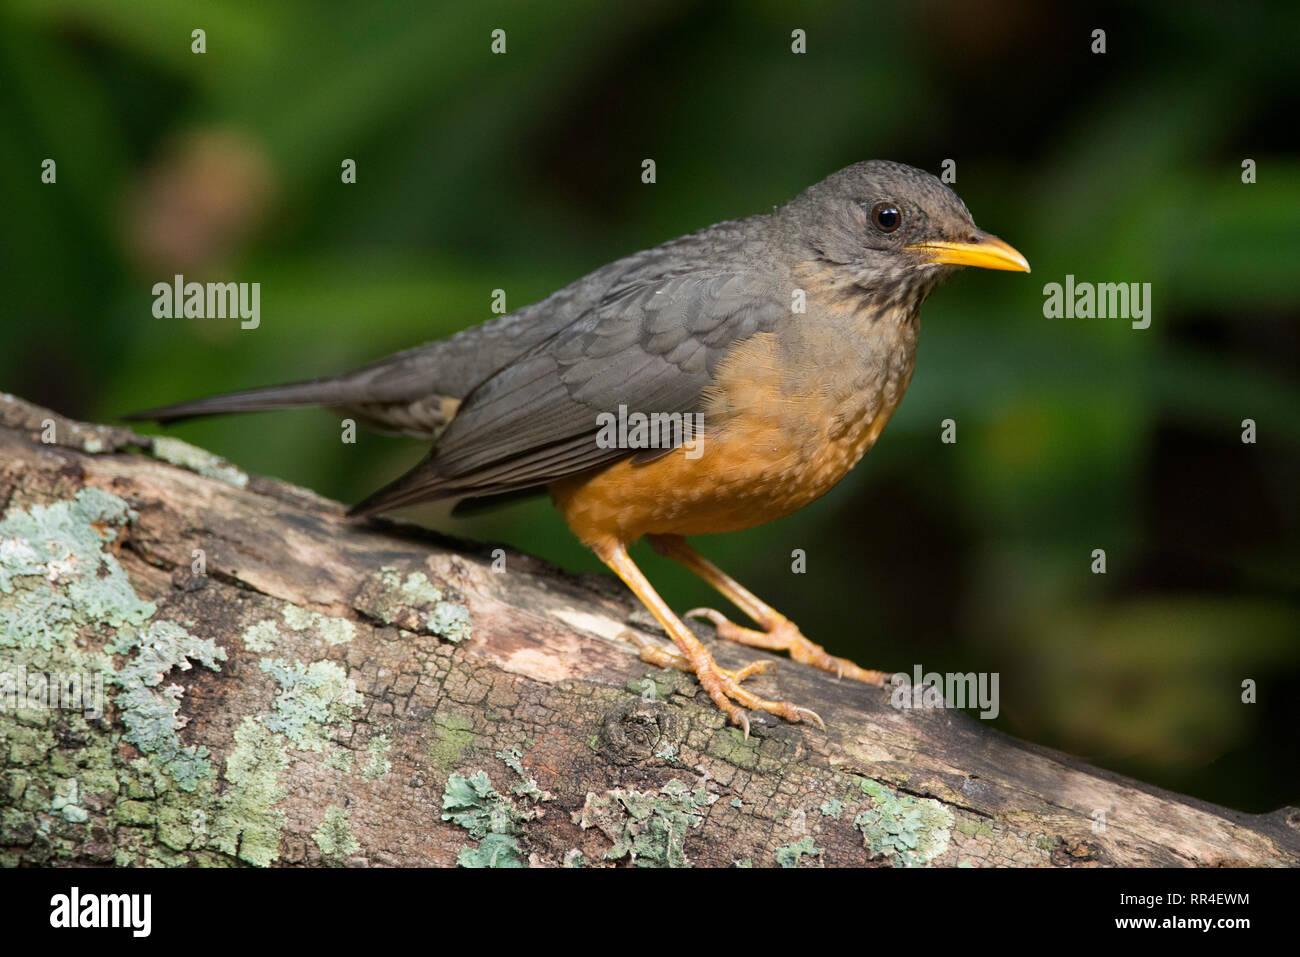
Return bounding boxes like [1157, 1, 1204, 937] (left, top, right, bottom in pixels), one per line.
[2, 1, 1296, 812]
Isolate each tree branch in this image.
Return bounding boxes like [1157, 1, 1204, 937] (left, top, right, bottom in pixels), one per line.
[1, 393, 1295, 867]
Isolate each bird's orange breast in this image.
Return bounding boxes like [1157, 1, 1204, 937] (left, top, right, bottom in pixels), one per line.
[551, 319, 917, 547]
[549, 405, 899, 546]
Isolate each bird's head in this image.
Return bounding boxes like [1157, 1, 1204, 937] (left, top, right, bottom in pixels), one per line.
[783, 160, 1029, 308]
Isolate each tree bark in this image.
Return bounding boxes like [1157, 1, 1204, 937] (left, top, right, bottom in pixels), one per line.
[1, 393, 1295, 868]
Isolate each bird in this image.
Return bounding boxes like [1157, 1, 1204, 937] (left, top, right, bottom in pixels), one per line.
[127, 160, 1030, 736]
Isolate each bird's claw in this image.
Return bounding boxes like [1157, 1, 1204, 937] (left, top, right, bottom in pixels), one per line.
[687, 606, 889, 687]
[629, 617, 830, 734]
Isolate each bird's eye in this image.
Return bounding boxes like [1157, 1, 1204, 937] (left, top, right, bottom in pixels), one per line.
[871, 202, 902, 232]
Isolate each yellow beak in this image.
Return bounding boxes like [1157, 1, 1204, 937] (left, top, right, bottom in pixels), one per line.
[907, 232, 1030, 272]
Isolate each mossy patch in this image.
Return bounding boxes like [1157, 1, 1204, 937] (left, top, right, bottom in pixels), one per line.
[957, 817, 995, 840]
[625, 668, 690, 701]
[706, 727, 762, 770]
[429, 712, 477, 773]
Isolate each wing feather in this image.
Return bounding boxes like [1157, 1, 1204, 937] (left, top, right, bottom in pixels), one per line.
[350, 269, 784, 516]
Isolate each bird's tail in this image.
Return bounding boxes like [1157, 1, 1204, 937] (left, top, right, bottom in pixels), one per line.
[122, 338, 462, 430]
[122, 376, 364, 424]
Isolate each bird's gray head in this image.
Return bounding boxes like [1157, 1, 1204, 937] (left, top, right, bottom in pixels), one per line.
[781, 160, 1029, 308]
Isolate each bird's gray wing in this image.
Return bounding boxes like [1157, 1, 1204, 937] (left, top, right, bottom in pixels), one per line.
[349, 270, 783, 515]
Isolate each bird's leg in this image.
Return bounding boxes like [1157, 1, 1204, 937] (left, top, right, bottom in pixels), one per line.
[648, 534, 889, 686]
[593, 540, 823, 736]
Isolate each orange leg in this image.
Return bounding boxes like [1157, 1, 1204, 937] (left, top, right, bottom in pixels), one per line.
[648, 534, 889, 686]
[593, 540, 823, 736]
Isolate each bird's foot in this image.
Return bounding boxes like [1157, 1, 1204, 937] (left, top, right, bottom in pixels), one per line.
[625, 632, 823, 737]
[685, 607, 889, 686]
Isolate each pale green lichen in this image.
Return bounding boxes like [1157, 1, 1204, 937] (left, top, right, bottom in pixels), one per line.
[50, 778, 88, 823]
[496, 746, 552, 803]
[151, 436, 248, 488]
[512, 779, 549, 802]
[240, 620, 280, 653]
[775, 836, 824, 868]
[259, 658, 361, 752]
[819, 797, 844, 819]
[0, 488, 227, 796]
[574, 778, 716, 868]
[458, 833, 525, 868]
[324, 748, 354, 772]
[362, 733, 392, 781]
[210, 720, 288, 867]
[375, 566, 443, 606]
[242, 607, 356, 655]
[0, 487, 271, 868]
[441, 771, 530, 868]
[853, 778, 954, 867]
[206, 659, 362, 866]
[0, 488, 154, 651]
[312, 805, 360, 862]
[427, 601, 471, 644]
[653, 739, 678, 761]
[106, 621, 226, 791]
[282, 605, 355, 646]
[497, 746, 525, 776]
[363, 567, 470, 644]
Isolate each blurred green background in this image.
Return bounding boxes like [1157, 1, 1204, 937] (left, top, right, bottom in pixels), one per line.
[2, 1, 1296, 812]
